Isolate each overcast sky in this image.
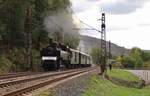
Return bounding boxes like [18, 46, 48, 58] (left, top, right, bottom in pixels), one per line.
[71, 0, 150, 50]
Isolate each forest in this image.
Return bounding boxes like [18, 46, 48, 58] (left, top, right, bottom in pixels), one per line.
[91, 47, 150, 69]
[0, 0, 79, 73]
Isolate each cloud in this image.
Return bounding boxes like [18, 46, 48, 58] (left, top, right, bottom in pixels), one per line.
[73, 5, 91, 13]
[71, 0, 150, 50]
[138, 23, 150, 27]
[108, 27, 130, 31]
[86, 0, 99, 2]
[71, 0, 101, 13]
[71, 0, 94, 13]
[99, 0, 148, 14]
[72, 0, 148, 14]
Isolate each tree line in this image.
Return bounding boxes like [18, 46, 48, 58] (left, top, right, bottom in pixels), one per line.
[118, 47, 150, 69]
[0, 0, 79, 73]
[90, 46, 150, 69]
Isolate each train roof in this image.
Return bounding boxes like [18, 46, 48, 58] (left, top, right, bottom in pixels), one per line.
[70, 48, 80, 53]
[80, 51, 90, 57]
[70, 48, 91, 57]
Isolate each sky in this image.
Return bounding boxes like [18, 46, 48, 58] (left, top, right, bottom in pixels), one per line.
[71, 0, 150, 50]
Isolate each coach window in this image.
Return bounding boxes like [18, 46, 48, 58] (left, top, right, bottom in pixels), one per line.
[75, 52, 77, 62]
[85, 56, 87, 64]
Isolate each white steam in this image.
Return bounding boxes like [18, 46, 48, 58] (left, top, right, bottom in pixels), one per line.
[44, 10, 80, 38]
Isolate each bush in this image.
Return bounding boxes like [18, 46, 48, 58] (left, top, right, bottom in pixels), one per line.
[0, 55, 14, 74]
[10, 48, 27, 72]
[135, 57, 143, 68]
[32, 49, 41, 71]
[90, 47, 101, 65]
[123, 56, 135, 68]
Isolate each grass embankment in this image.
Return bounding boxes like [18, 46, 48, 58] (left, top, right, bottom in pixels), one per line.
[107, 69, 140, 82]
[82, 69, 150, 96]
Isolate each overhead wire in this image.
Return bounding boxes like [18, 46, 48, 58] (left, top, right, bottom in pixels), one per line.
[72, 10, 101, 33]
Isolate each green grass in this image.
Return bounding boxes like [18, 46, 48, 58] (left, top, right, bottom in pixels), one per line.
[82, 75, 150, 96]
[107, 69, 140, 82]
[33, 90, 54, 96]
[33, 91, 49, 96]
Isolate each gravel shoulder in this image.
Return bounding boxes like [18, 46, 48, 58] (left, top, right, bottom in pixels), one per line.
[127, 70, 150, 84]
[33, 68, 98, 96]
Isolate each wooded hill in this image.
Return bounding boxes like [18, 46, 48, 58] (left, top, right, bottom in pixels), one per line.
[79, 35, 130, 56]
[0, 0, 79, 73]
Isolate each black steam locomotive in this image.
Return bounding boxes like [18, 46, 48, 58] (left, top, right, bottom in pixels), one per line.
[41, 41, 91, 71]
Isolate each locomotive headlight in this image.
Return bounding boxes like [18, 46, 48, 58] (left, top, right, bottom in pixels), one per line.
[42, 56, 57, 61]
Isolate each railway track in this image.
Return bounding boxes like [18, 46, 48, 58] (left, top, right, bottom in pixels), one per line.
[0, 67, 96, 96]
[0, 72, 42, 79]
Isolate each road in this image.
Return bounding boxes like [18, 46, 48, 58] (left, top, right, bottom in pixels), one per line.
[128, 70, 150, 84]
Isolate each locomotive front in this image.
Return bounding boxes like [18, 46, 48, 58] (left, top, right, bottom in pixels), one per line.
[41, 42, 60, 71]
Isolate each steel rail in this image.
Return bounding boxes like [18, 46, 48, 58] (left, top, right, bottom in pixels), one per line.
[2, 67, 95, 96]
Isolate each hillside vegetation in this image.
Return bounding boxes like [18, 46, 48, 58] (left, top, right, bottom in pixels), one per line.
[82, 70, 150, 96]
[107, 69, 140, 82]
[80, 36, 130, 56]
[116, 47, 150, 69]
[0, 0, 79, 73]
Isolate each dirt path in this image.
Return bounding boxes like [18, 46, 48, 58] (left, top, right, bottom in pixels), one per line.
[127, 70, 150, 84]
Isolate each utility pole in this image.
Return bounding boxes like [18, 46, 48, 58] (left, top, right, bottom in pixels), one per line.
[108, 41, 111, 59]
[100, 13, 107, 74]
[25, 6, 33, 71]
[108, 41, 112, 70]
[73, 13, 107, 74]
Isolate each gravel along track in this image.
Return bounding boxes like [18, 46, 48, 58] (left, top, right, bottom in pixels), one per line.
[0, 67, 95, 96]
[53, 68, 98, 96]
[32, 67, 98, 96]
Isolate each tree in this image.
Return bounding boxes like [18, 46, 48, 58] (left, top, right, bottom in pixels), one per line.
[0, 0, 26, 49]
[116, 47, 144, 69]
[141, 51, 150, 61]
[49, 0, 70, 11]
[134, 57, 143, 68]
[130, 47, 142, 58]
[0, 0, 75, 72]
[33, 0, 49, 50]
[130, 47, 143, 68]
[116, 55, 124, 66]
[122, 56, 135, 68]
[90, 47, 101, 65]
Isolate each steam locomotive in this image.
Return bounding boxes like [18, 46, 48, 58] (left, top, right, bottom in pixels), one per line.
[41, 40, 91, 71]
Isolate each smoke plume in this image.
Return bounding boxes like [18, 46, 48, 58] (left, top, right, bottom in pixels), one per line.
[44, 10, 80, 39]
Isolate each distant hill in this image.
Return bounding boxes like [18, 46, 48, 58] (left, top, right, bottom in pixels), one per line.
[79, 35, 130, 56]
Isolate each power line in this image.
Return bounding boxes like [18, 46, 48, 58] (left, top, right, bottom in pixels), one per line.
[72, 11, 101, 33]
[79, 20, 101, 33]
